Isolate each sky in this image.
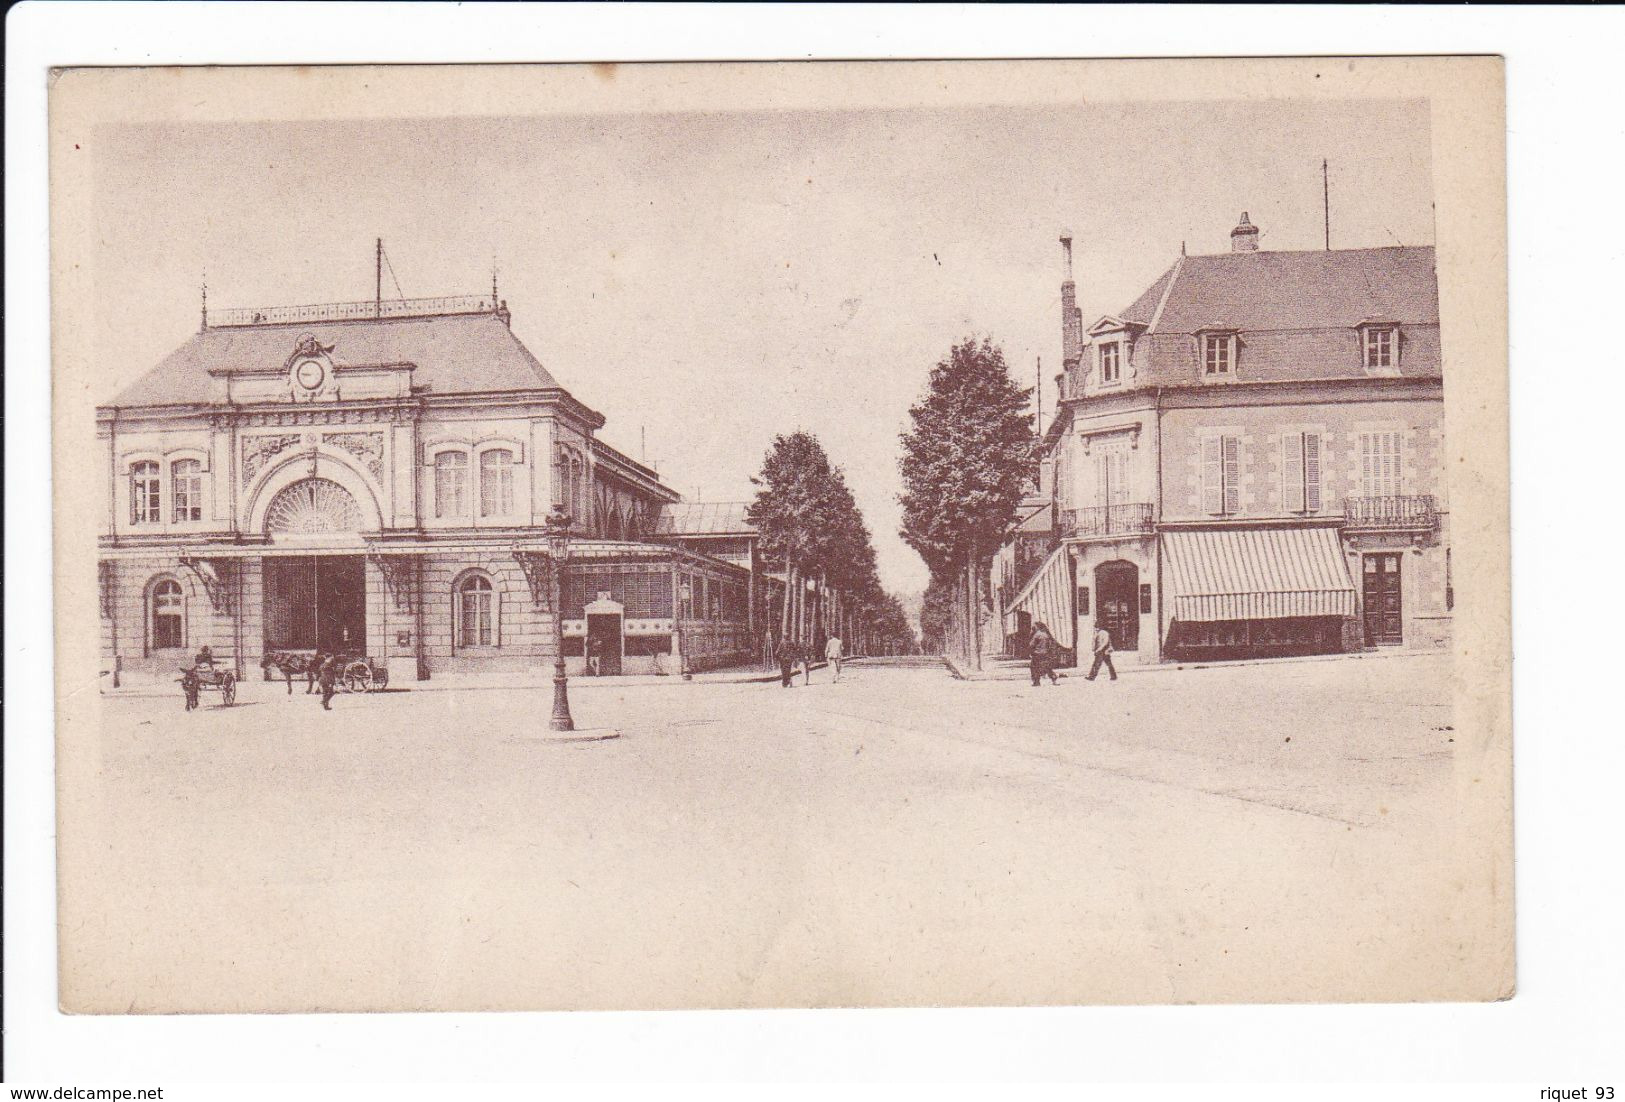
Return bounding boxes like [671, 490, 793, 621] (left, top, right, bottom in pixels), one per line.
[91, 97, 1433, 595]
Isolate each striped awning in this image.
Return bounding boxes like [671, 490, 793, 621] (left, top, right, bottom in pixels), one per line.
[1003, 545, 1075, 650]
[1164, 527, 1355, 622]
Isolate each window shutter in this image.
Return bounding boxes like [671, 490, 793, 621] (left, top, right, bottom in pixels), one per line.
[1388, 433, 1402, 496]
[1095, 450, 1110, 508]
[1283, 433, 1305, 512]
[1360, 433, 1374, 496]
[1304, 433, 1322, 511]
[1222, 435, 1240, 514]
[1202, 437, 1222, 514]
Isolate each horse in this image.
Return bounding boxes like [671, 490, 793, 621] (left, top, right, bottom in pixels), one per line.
[261, 651, 322, 694]
[178, 667, 201, 711]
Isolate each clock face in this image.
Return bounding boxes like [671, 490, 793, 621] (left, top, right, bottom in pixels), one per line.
[294, 359, 326, 390]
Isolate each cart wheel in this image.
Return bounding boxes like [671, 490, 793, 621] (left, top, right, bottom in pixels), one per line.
[221, 674, 237, 706]
[344, 661, 372, 693]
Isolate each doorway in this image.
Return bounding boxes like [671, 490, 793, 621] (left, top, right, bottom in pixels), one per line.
[1094, 560, 1140, 651]
[264, 556, 367, 655]
[586, 612, 624, 676]
[1362, 553, 1404, 646]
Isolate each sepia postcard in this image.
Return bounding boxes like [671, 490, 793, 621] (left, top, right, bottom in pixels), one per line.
[50, 57, 1511, 1013]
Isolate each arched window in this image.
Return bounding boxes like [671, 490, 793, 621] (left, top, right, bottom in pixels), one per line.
[479, 449, 515, 518]
[130, 461, 161, 525]
[149, 577, 185, 651]
[434, 451, 469, 519]
[172, 459, 203, 522]
[456, 573, 495, 647]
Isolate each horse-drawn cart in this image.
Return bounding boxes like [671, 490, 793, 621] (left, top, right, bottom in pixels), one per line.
[180, 665, 237, 709]
[340, 656, 390, 693]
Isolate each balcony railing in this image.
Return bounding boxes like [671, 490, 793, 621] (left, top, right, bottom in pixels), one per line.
[210, 295, 499, 328]
[1342, 494, 1438, 530]
[1061, 502, 1155, 540]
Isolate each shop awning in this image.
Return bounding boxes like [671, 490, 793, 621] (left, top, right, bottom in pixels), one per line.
[1004, 545, 1075, 650]
[1164, 527, 1355, 622]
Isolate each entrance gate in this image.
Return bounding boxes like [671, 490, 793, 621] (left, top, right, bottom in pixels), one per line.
[264, 556, 367, 655]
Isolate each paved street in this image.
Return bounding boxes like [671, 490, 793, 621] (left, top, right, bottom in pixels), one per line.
[65, 653, 1469, 1012]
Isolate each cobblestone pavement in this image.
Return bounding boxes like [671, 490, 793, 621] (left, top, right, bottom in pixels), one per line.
[65, 653, 1476, 1011]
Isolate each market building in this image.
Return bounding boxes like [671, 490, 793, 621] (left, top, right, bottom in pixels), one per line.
[97, 289, 759, 685]
[1004, 215, 1450, 664]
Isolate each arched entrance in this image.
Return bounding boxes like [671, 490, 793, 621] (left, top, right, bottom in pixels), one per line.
[1094, 560, 1139, 652]
[262, 478, 368, 657]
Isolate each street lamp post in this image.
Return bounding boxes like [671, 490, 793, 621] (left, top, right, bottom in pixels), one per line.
[545, 506, 576, 732]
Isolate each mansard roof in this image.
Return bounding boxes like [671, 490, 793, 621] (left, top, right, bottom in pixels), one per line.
[1119, 245, 1438, 336]
[108, 307, 562, 408]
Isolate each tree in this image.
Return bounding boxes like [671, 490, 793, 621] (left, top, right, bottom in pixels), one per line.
[918, 573, 958, 656]
[748, 431, 891, 651]
[898, 337, 1037, 668]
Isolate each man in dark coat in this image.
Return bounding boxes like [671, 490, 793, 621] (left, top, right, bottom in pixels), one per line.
[1028, 623, 1061, 687]
[316, 653, 340, 711]
[776, 637, 800, 688]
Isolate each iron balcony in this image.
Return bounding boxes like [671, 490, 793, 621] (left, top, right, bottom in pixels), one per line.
[1341, 494, 1438, 531]
[1060, 502, 1156, 540]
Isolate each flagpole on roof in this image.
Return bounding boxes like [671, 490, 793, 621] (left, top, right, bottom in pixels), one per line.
[375, 237, 383, 317]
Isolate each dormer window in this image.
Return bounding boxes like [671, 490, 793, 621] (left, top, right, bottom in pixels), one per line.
[1363, 325, 1398, 371]
[1201, 331, 1237, 377]
[1099, 342, 1121, 384]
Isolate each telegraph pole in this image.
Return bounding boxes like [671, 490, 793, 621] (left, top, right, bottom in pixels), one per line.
[1322, 160, 1331, 250]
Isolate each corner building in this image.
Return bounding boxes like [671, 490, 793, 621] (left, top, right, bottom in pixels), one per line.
[1008, 215, 1451, 663]
[98, 294, 756, 685]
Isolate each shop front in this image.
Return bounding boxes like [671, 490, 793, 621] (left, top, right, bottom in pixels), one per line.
[1161, 526, 1358, 662]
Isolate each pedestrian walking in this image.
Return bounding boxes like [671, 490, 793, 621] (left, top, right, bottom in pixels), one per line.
[776, 637, 800, 688]
[1085, 623, 1119, 682]
[316, 653, 340, 710]
[1028, 622, 1061, 687]
[824, 634, 844, 682]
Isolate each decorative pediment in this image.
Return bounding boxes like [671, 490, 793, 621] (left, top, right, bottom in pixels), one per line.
[1086, 315, 1144, 337]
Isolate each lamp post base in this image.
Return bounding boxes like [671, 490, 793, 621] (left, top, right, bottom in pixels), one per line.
[549, 671, 575, 732]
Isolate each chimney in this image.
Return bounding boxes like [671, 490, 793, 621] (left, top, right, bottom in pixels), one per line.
[1059, 230, 1084, 368]
[1230, 212, 1259, 253]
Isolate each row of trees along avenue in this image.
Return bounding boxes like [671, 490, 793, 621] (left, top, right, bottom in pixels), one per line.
[900, 336, 1038, 670]
[747, 431, 918, 657]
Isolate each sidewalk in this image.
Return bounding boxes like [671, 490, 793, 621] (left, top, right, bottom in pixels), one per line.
[942, 646, 1443, 682]
[100, 660, 837, 698]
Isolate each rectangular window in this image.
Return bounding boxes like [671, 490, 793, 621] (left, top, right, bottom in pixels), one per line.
[172, 459, 203, 522]
[1365, 327, 1396, 370]
[479, 449, 515, 518]
[1202, 435, 1240, 515]
[1099, 342, 1120, 384]
[1094, 442, 1130, 507]
[130, 461, 161, 525]
[434, 452, 468, 518]
[1360, 431, 1403, 497]
[1204, 335, 1233, 376]
[1282, 432, 1323, 512]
